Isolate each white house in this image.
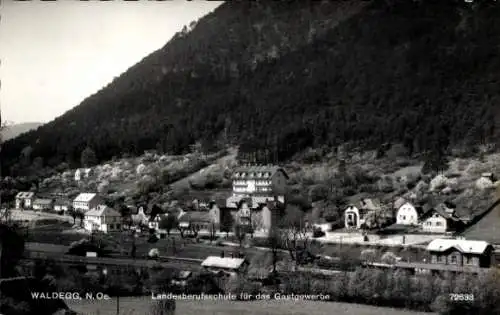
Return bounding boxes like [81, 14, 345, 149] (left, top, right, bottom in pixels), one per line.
[75, 168, 93, 181]
[73, 193, 103, 212]
[15, 192, 34, 209]
[74, 169, 82, 181]
[230, 165, 288, 201]
[54, 198, 71, 212]
[32, 198, 54, 211]
[421, 202, 465, 233]
[84, 205, 122, 233]
[344, 198, 382, 229]
[131, 207, 149, 227]
[395, 199, 420, 225]
[148, 213, 167, 230]
[201, 255, 249, 276]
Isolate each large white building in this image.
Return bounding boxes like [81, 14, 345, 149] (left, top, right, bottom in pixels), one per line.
[230, 165, 288, 201]
[84, 205, 122, 233]
[73, 193, 103, 212]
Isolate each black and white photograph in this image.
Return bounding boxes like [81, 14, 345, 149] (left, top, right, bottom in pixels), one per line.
[0, 0, 500, 314]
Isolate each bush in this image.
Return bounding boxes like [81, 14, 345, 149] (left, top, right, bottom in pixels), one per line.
[312, 228, 325, 238]
[148, 234, 159, 243]
[309, 184, 329, 202]
[150, 299, 176, 315]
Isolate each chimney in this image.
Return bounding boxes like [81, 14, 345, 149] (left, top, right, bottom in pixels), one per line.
[220, 251, 224, 258]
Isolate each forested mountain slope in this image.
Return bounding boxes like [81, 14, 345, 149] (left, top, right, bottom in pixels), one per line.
[4, 0, 500, 176]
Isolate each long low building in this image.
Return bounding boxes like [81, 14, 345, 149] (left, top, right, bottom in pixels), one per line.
[201, 255, 249, 276]
[427, 238, 495, 268]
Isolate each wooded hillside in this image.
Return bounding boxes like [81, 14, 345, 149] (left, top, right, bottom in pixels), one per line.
[4, 0, 500, 175]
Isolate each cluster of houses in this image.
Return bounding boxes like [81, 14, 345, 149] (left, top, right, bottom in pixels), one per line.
[15, 192, 72, 212]
[13, 164, 486, 238]
[344, 197, 469, 234]
[11, 163, 498, 275]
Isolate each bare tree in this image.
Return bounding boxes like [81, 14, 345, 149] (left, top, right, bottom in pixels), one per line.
[277, 205, 308, 264]
[159, 215, 178, 237]
[267, 227, 282, 273]
[234, 224, 246, 248]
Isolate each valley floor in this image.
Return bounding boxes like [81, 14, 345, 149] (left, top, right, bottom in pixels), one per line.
[67, 296, 434, 315]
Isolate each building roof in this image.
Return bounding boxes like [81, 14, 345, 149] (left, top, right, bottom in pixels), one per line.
[427, 238, 491, 255]
[73, 193, 98, 203]
[226, 195, 279, 210]
[33, 198, 53, 205]
[54, 198, 71, 206]
[432, 202, 462, 221]
[178, 211, 212, 223]
[201, 256, 246, 269]
[85, 205, 120, 217]
[346, 198, 382, 213]
[394, 197, 407, 210]
[15, 192, 34, 199]
[359, 198, 381, 210]
[131, 211, 148, 222]
[176, 270, 192, 280]
[232, 165, 289, 180]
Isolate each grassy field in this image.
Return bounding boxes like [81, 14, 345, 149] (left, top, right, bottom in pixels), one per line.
[67, 297, 434, 315]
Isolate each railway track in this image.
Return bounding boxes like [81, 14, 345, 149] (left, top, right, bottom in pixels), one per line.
[23, 250, 202, 270]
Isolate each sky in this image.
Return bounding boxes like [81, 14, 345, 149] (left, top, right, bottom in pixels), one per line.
[0, 0, 223, 124]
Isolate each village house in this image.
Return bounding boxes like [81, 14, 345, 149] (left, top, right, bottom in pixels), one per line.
[74, 168, 93, 181]
[32, 198, 54, 211]
[426, 238, 495, 268]
[178, 211, 215, 234]
[229, 165, 288, 203]
[420, 202, 465, 233]
[131, 206, 149, 227]
[394, 198, 424, 226]
[225, 195, 284, 235]
[72, 193, 103, 212]
[344, 198, 382, 229]
[53, 198, 71, 212]
[480, 172, 496, 182]
[170, 271, 192, 288]
[83, 205, 122, 233]
[15, 192, 35, 209]
[201, 255, 249, 276]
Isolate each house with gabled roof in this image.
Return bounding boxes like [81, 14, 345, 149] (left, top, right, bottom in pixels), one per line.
[15, 192, 35, 209]
[178, 211, 213, 231]
[83, 205, 121, 233]
[53, 198, 71, 212]
[230, 165, 288, 200]
[344, 198, 383, 229]
[394, 198, 428, 226]
[72, 193, 103, 212]
[32, 198, 54, 211]
[420, 201, 466, 233]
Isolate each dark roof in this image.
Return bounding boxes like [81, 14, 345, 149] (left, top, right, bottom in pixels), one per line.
[33, 198, 53, 205]
[179, 211, 212, 223]
[420, 204, 463, 222]
[54, 198, 71, 206]
[232, 165, 289, 179]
